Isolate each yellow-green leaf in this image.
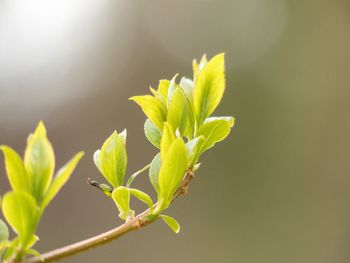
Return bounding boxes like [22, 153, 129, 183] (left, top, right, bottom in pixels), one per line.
[129, 188, 153, 211]
[193, 54, 208, 81]
[24, 121, 55, 202]
[149, 153, 161, 193]
[144, 119, 161, 148]
[2, 191, 39, 246]
[196, 119, 232, 154]
[112, 186, 134, 220]
[193, 53, 226, 126]
[0, 146, 31, 194]
[129, 95, 167, 130]
[0, 219, 9, 243]
[179, 77, 194, 103]
[185, 136, 205, 167]
[41, 152, 84, 209]
[166, 74, 179, 107]
[160, 122, 176, 161]
[158, 138, 187, 210]
[158, 79, 170, 101]
[204, 116, 235, 127]
[167, 88, 194, 137]
[99, 131, 127, 188]
[93, 150, 103, 174]
[160, 214, 180, 233]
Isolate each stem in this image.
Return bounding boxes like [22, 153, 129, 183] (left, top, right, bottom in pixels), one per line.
[24, 171, 195, 263]
[126, 163, 151, 187]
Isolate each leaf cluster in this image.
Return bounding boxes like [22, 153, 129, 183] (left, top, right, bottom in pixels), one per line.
[92, 53, 234, 232]
[0, 122, 83, 261]
[0, 53, 234, 261]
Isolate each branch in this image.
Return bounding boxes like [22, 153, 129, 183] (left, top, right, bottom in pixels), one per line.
[25, 171, 195, 263]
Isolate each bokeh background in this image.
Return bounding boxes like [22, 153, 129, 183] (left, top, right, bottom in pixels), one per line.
[1, 0, 350, 262]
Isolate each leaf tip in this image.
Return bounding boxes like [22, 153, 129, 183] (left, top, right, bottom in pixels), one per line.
[35, 121, 47, 136]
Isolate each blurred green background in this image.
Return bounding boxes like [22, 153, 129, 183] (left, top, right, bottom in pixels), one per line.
[1, 0, 350, 262]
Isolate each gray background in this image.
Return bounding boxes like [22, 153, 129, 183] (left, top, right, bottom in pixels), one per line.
[1, 1, 350, 262]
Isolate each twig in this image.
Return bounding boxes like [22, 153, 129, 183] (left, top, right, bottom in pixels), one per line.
[24, 171, 195, 263]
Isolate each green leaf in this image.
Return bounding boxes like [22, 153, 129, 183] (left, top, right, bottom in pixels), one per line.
[129, 95, 167, 130]
[41, 152, 84, 209]
[129, 188, 153, 211]
[167, 88, 194, 137]
[112, 187, 134, 220]
[93, 150, 103, 174]
[160, 214, 180, 233]
[193, 53, 226, 126]
[160, 122, 176, 161]
[192, 59, 198, 81]
[185, 136, 205, 167]
[118, 129, 127, 144]
[149, 153, 161, 193]
[149, 86, 164, 103]
[157, 80, 170, 101]
[2, 191, 39, 246]
[26, 234, 39, 248]
[144, 119, 161, 148]
[24, 121, 55, 202]
[0, 146, 31, 194]
[166, 75, 179, 107]
[196, 119, 232, 154]
[98, 184, 113, 197]
[158, 138, 187, 210]
[0, 240, 11, 251]
[99, 131, 127, 188]
[205, 116, 235, 127]
[0, 219, 9, 243]
[2, 238, 20, 261]
[179, 77, 194, 103]
[193, 54, 208, 81]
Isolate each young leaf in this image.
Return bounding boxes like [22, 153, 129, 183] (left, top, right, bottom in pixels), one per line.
[129, 188, 153, 211]
[149, 153, 161, 193]
[193, 54, 208, 81]
[160, 122, 176, 161]
[26, 234, 39, 248]
[193, 53, 226, 126]
[0, 219, 9, 243]
[99, 131, 127, 188]
[112, 187, 134, 220]
[41, 152, 84, 209]
[158, 138, 187, 210]
[160, 214, 180, 234]
[199, 54, 208, 67]
[129, 95, 167, 130]
[0, 146, 31, 194]
[157, 79, 170, 101]
[195, 119, 232, 154]
[2, 191, 39, 246]
[204, 116, 235, 127]
[167, 88, 193, 137]
[166, 74, 179, 107]
[118, 129, 127, 145]
[185, 136, 205, 167]
[179, 77, 194, 103]
[144, 119, 161, 148]
[24, 121, 55, 202]
[149, 87, 164, 103]
[2, 238, 20, 261]
[93, 150, 103, 174]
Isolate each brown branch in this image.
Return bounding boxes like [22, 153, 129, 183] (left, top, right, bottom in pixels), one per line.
[25, 171, 195, 263]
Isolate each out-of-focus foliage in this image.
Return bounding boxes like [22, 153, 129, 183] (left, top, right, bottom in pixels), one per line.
[0, 122, 84, 261]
